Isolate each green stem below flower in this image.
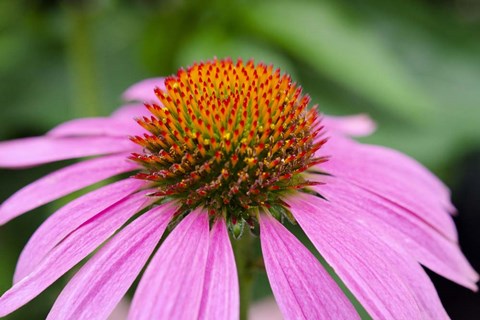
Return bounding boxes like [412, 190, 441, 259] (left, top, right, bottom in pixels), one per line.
[232, 231, 255, 320]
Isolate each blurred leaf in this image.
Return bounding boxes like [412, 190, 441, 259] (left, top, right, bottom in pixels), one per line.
[242, 0, 435, 121]
[176, 25, 297, 78]
[0, 1, 22, 31]
[88, 5, 148, 112]
[0, 33, 28, 74]
[333, 0, 480, 168]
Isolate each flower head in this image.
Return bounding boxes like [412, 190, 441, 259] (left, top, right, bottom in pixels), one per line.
[0, 58, 477, 320]
[130, 59, 326, 235]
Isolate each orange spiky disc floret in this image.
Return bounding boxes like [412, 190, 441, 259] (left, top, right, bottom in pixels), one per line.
[130, 58, 327, 230]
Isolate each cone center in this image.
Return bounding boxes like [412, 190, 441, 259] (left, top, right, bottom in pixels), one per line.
[130, 58, 326, 230]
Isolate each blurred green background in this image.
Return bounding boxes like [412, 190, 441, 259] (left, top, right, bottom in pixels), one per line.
[0, 0, 479, 319]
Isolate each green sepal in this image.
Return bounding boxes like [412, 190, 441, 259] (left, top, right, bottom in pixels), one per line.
[230, 218, 246, 239]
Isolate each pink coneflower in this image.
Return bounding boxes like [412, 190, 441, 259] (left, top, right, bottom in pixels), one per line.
[0, 59, 477, 319]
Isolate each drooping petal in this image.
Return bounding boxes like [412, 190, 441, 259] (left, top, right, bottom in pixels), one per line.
[322, 114, 376, 137]
[122, 77, 165, 103]
[14, 179, 145, 282]
[320, 135, 457, 241]
[316, 179, 478, 290]
[0, 136, 137, 168]
[47, 202, 176, 320]
[322, 134, 450, 199]
[128, 210, 209, 320]
[111, 104, 151, 120]
[47, 117, 143, 138]
[0, 154, 139, 226]
[260, 214, 359, 320]
[0, 191, 151, 317]
[289, 194, 449, 320]
[198, 218, 239, 320]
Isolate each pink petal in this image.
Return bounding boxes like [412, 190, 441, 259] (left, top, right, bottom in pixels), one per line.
[0, 191, 151, 317]
[0, 136, 137, 168]
[108, 298, 130, 320]
[320, 135, 457, 241]
[249, 298, 283, 320]
[0, 154, 139, 225]
[198, 219, 239, 320]
[111, 104, 151, 121]
[47, 202, 176, 320]
[322, 135, 450, 199]
[128, 210, 209, 320]
[260, 214, 359, 320]
[289, 194, 449, 320]
[47, 117, 143, 138]
[316, 179, 478, 290]
[14, 178, 145, 282]
[122, 78, 165, 103]
[322, 114, 376, 137]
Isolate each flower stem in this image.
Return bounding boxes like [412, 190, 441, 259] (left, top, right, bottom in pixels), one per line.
[65, 3, 102, 117]
[232, 231, 255, 320]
